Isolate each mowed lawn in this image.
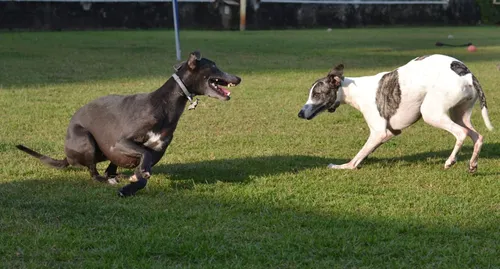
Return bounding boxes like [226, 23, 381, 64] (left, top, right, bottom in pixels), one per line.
[0, 27, 499, 268]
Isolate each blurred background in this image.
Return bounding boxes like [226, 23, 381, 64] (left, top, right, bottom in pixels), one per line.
[1, 0, 499, 31]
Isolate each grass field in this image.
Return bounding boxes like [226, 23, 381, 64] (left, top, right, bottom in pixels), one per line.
[1, 27, 499, 268]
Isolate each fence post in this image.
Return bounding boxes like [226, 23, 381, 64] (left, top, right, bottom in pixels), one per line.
[240, 0, 247, 31]
[172, 0, 182, 61]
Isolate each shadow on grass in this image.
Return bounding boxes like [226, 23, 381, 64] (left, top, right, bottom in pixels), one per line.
[39, 144, 497, 189]
[150, 144, 500, 187]
[0, 176, 497, 268]
[11, 143, 498, 190]
[363, 143, 500, 166]
[152, 154, 345, 185]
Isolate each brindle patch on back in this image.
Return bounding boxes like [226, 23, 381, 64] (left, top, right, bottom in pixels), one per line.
[415, 55, 430, 61]
[375, 70, 401, 120]
[450, 61, 471, 76]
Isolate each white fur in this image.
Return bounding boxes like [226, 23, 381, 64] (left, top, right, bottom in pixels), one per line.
[305, 82, 319, 105]
[143, 131, 164, 151]
[305, 54, 493, 172]
[482, 107, 494, 131]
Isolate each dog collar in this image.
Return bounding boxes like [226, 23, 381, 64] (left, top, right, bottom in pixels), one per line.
[172, 73, 194, 102]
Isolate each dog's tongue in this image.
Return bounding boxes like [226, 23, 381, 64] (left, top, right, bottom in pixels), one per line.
[220, 86, 231, 96]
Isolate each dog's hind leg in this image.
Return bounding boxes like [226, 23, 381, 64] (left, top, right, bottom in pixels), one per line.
[421, 100, 469, 170]
[65, 124, 108, 182]
[112, 139, 154, 197]
[450, 101, 483, 173]
[89, 164, 108, 182]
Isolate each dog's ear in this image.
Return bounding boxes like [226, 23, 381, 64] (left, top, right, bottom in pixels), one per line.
[173, 61, 186, 71]
[327, 64, 344, 87]
[187, 51, 202, 70]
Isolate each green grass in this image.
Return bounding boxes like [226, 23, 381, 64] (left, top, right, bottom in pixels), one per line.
[1, 27, 499, 268]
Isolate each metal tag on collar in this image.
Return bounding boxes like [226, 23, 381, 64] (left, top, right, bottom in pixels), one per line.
[188, 98, 199, 110]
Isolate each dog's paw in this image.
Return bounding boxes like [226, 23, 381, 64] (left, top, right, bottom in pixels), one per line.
[106, 173, 125, 181]
[129, 173, 150, 182]
[118, 189, 134, 198]
[119, 179, 147, 197]
[118, 190, 126, 197]
[93, 175, 108, 183]
[108, 177, 119, 185]
[142, 171, 151, 179]
[327, 163, 355, 169]
[468, 165, 477, 173]
[328, 164, 340, 169]
[444, 159, 457, 169]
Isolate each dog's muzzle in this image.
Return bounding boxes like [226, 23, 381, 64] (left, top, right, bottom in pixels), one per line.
[298, 104, 323, 120]
[298, 109, 306, 119]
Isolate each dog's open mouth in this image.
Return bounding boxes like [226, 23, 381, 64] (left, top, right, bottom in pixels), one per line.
[209, 78, 238, 97]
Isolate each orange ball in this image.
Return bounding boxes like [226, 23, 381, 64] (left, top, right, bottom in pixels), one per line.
[467, 45, 477, 52]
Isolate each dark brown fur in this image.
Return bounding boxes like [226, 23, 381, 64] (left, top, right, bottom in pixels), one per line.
[450, 61, 471, 76]
[375, 70, 401, 120]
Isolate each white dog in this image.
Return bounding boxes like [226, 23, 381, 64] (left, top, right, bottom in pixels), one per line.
[298, 54, 493, 172]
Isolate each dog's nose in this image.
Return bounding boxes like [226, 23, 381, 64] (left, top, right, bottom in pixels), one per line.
[298, 110, 305, 118]
[235, 76, 242, 84]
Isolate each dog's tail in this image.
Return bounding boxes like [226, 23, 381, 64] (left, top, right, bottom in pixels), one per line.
[481, 107, 494, 131]
[472, 75, 494, 131]
[16, 144, 69, 169]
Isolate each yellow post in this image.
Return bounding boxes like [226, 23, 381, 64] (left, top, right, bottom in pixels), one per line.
[240, 0, 247, 31]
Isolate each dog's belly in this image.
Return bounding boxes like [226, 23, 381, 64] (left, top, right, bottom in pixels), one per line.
[107, 154, 141, 168]
[388, 106, 422, 130]
[99, 134, 173, 169]
[386, 91, 424, 130]
[94, 141, 141, 168]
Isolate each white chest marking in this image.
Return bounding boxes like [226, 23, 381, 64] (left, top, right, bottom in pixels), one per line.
[143, 131, 164, 151]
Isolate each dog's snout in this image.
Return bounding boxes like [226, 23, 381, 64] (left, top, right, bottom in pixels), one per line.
[298, 110, 305, 119]
[235, 76, 242, 84]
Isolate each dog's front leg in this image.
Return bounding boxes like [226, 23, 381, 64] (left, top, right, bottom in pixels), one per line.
[104, 163, 128, 185]
[328, 130, 395, 169]
[112, 139, 153, 197]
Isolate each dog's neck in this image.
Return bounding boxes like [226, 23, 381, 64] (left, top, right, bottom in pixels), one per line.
[172, 73, 194, 102]
[149, 76, 190, 120]
[337, 77, 362, 111]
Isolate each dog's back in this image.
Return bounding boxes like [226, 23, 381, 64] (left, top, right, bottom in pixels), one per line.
[400, 54, 474, 94]
[379, 54, 485, 130]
